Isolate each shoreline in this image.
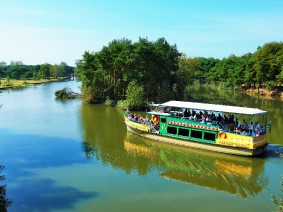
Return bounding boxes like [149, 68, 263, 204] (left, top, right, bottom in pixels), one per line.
[0, 78, 68, 90]
[244, 88, 283, 100]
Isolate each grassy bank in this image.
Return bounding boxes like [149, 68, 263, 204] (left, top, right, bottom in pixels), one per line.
[0, 78, 66, 89]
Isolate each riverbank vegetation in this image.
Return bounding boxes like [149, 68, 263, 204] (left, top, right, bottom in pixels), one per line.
[0, 61, 75, 80]
[0, 61, 75, 89]
[0, 78, 68, 89]
[75, 38, 283, 109]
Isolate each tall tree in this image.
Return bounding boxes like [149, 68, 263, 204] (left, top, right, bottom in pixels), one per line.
[39, 63, 52, 79]
[253, 42, 283, 88]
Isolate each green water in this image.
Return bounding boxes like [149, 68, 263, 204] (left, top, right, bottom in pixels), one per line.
[0, 82, 282, 212]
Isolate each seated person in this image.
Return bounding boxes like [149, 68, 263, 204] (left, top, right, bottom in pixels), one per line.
[235, 127, 241, 134]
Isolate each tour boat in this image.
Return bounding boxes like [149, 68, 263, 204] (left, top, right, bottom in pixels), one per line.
[124, 101, 270, 156]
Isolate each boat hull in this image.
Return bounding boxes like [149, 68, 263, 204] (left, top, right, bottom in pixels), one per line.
[126, 125, 267, 157]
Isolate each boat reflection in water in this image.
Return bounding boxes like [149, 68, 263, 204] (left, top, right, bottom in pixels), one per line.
[124, 132, 268, 198]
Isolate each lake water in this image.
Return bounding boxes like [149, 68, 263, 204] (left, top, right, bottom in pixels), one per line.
[0, 81, 282, 212]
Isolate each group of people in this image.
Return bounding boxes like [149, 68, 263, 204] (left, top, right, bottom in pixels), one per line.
[235, 120, 264, 137]
[128, 113, 151, 125]
[126, 110, 160, 130]
[180, 110, 234, 123]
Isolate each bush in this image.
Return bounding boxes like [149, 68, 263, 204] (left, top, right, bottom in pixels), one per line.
[117, 100, 128, 109]
[265, 81, 276, 90]
[125, 80, 147, 110]
[104, 97, 115, 106]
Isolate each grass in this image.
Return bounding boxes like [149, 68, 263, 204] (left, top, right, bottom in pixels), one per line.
[0, 78, 65, 89]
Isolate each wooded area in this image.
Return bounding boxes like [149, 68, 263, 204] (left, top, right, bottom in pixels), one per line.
[0, 61, 74, 81]
[76, 38, 283, 108]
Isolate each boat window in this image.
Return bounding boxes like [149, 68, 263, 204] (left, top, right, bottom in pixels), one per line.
[191, 130, 202, 139]
[178, 128, 189, 137]
[161, 117, 166, 123]
[167, 126, 177, 135]
[204, 132, 216, 141]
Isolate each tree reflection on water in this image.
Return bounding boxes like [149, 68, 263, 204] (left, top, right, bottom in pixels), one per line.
[0, 165, 12, 212]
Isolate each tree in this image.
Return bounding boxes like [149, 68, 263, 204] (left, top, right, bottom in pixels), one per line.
[253, 42, 283, 88]
[125, 80, 146, 110]
[76, 51, 106, 102]
[0, 165, 12, 212]
[175, 54, 198, 99]
[39, 63, 51, 79]
[76, 37, 180, 103]
[50, 64, 59, 78]
[0, 61, 7, 77]
[196, 57, 220, 83]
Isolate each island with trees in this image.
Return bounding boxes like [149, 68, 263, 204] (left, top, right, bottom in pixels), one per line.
[75, 38, 283, 109]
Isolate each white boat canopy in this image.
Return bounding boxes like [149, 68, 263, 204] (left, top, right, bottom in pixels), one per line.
[161, 101, 267, 115]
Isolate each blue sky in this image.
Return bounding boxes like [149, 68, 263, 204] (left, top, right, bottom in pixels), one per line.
[0, 0, 282, 66]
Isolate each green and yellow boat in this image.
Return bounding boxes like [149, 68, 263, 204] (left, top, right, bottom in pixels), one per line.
[124, 101, 269, 156]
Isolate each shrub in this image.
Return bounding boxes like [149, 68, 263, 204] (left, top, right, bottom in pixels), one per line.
[105, 97, 115, 107]
[117, 100, 128, 110]
[125, 80, 147, 110]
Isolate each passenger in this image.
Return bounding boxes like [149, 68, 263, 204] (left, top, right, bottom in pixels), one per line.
[241, 119, 247, 130]
[128, 113, 134, 121]
[193, 113, 197, 121]
[224, 115, 228, 121]
[183, 109, 189, 117]
[217, 114, 222, 122]
[206, 115, 212, 122]
[138, 116, 143, 124]
[189, 114, 194, 120]
[201, 115, 205, 123]
[249, 122, 254, 133]
[211, 113, 216, 121]
[254, 127, 260, 137]
[255, 121, 260, 129]
[134, 114, 138, 122]
[145, 115, 150, 125]
[234, 118, 239, 128]
[199, 112, 203, 119]
[235, 127, 241, 134]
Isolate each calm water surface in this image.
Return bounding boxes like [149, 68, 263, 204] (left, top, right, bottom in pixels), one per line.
[0, 82, 282, 212]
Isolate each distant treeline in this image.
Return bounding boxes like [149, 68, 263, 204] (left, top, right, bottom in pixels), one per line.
[0, 61, 75, 80]
[75, 38, 283, 108]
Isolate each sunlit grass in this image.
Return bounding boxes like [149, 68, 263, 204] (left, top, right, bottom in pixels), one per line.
[0, 78, 64, 89]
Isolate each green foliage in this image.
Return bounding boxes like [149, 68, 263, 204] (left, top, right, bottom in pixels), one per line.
[76, 39, 283, 106]
[125, 80, 147, 110]
[265, 81, 277, 90]
[253, 42, 283, 86]
[277, 69, 283, 84]
[0, 61, 74, 81]
[117, 100, 128, 109]
[104, 97, 115, 106]
[76, 37, 181, 103]
[0, 165, 12, 212]
[3, 78, 13, 86]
